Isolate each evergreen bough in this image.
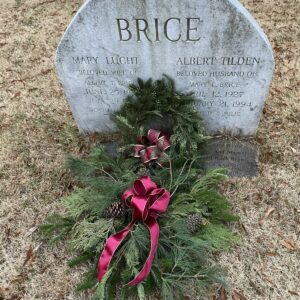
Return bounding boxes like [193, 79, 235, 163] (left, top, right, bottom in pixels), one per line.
[112, 75, 207, 157]
[41, 76, 239, 300]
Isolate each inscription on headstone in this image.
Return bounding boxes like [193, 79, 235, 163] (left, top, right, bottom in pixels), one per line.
[56, 0, 274, 134]
[203, 138, 258, 177]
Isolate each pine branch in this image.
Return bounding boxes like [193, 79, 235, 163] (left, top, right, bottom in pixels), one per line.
[111, 75, 208, 157]
[40, 75, 239, 300]
[39, 213, 74, 244]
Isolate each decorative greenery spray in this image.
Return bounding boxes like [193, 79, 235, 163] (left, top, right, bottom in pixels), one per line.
[41, 76, 239, 300]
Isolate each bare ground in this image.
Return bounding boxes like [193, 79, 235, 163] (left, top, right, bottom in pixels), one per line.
[0, 0, 299, 299]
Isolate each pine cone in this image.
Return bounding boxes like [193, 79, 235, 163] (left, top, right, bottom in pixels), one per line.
[186, 213, 202, 233]
[103, 202, 126, 219]
[136, 167, 151, 177]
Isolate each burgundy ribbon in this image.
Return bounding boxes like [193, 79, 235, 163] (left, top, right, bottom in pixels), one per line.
[97, 176, 170, 286]
[134, 129, 170, 167]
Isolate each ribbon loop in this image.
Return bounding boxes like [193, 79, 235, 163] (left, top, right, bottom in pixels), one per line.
[97, 176, 170, 286]
[134, 129, 170, 166]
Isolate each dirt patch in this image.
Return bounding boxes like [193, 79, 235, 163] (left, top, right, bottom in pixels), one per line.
[0, 0, 299, 299]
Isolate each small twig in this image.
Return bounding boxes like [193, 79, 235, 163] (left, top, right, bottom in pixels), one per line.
[171, 262, 178, 273]
[171, 159, 188, 191]
[97, 168, 118, 182]
[168, 157, 173, 191]
[162, 272, 206, 279]
[171, 159, 195, 197]
[179, 159, 195, 186]
[114, 242, 129, 265]
[171, 192, 193, 206]
[32, 0, 56, 8]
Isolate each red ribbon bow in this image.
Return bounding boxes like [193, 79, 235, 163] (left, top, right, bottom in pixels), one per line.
[97, 176, 170, 286]
[134, 129, 170, 167]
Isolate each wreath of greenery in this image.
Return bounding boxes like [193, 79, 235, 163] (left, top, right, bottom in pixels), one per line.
[41, 76, 239, 300]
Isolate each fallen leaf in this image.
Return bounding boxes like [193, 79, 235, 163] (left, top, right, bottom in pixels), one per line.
[232, 290, 247, 300]
[212, 286, 227, 300]
[11, 272, 28, 284]
[280, 239, 297, 251]
[23, 245, 35, 266]
[276, 230, 284, 237]
[289, 291, 300, 296]
[0, 287, 9, 298]
[12, 92, 21, 98]
[219, 287, 227, 300]
[259, 207, 275, 225]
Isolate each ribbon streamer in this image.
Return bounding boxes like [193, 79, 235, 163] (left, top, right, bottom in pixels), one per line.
[134, 129, 170, 166]
[97, 176, 170, 286]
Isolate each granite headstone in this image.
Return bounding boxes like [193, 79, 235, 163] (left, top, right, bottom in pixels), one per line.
[55, 0, 274, 135]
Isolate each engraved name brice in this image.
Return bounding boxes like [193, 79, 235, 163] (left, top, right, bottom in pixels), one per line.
[116, 18, 203, 42]
[72, 56, 138, 65]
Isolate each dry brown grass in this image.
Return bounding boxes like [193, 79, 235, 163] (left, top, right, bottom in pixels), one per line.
[0, 0, 299, 299]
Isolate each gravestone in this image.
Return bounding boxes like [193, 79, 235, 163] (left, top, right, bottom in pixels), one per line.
[55, 0, 274, 135]
[55, 0, 275, 177]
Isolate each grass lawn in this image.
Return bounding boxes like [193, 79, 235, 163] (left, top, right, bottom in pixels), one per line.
[0, 0, 299, 299]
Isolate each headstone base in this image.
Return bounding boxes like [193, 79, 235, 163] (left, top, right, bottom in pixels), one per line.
[202, 137, 259, 178]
